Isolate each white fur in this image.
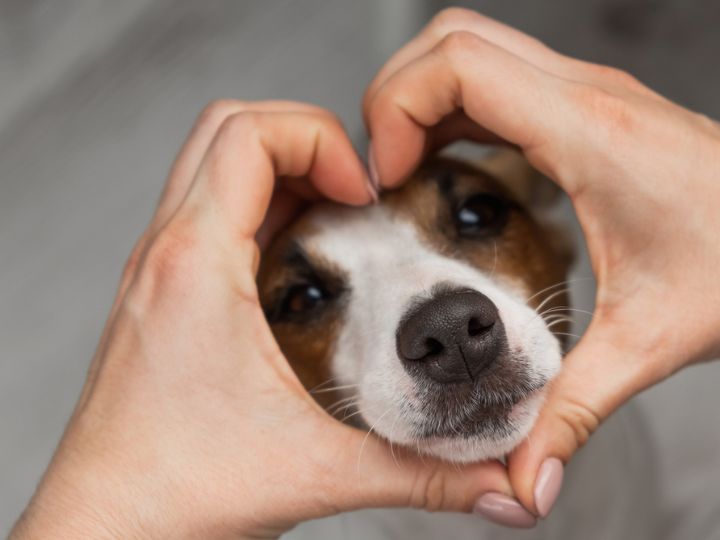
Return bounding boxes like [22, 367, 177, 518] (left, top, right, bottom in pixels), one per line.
[304, 203, 562, 462]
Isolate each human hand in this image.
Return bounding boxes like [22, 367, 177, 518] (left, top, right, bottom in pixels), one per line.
[10, 101, 517, 540]
[363, 7, 720, 519]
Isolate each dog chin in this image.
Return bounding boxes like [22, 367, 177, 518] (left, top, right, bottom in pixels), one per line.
[415, 390, 546, 463]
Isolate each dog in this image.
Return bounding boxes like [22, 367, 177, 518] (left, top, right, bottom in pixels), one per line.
[258, 149, 573, 462]
[257, 149, 659, 538]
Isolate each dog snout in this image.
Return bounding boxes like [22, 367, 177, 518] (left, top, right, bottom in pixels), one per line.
[396, 289, 507, 384]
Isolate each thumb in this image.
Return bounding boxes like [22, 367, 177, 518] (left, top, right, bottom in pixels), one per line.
[507, 323, 652, 517]
[326, 424, 538, 528]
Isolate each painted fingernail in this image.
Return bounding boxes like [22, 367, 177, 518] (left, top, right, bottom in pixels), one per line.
[367, 144, 381, 193]
[534, 457, 564, 518]
[473, 493, 537, 529]
[365, 175, 379, 203]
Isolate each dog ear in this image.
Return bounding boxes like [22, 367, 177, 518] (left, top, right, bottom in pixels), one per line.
[478, 148, 561, 209]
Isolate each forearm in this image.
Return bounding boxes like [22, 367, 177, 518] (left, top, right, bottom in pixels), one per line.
[9, 471, 137, 540]
[8, 452, 279, 540]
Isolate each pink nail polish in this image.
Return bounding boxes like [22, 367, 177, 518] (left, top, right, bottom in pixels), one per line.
[534, 457, 564, 518]
[367, 145, 380, 192]
[365, 177, 379, 203]
[474, 493, 537, 529]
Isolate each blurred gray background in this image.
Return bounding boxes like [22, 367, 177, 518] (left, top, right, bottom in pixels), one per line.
[2, 0, 720, 537]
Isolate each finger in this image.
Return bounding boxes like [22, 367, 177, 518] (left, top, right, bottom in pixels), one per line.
[366, 32, 569, 188]
[121, 102, 331, 298]
[152, 100, 334, 235]
[103, 103, 330, 334]
[175, 110, 372, 246]
[254, 186, 308, 252]
[506, 324, 655, 517]
[425, 111, 508, 152]
[319, 422, 537, 527]
[363, 8, 653, 125]
[363, 8, 572, 120]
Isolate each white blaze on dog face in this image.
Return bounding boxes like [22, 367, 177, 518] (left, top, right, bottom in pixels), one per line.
[258, 156, 572, 462]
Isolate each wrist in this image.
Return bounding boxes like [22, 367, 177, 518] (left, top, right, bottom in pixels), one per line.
[9, 444, 183, 539]
[9, 441, 287, 540]
[9, 484, 129, 539]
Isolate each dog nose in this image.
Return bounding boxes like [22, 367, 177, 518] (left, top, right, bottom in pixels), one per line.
[396, 289, 506, 384]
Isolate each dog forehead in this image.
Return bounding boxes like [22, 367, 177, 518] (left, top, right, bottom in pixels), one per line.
[301, 202, 432, 270]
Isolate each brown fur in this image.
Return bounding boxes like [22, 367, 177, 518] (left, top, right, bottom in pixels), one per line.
[257, 228, 348, 412]
[384, 157, 571, 316]
[257, 152, 573, 411]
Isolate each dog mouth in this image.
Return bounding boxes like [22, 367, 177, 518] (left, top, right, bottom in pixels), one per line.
[409, 363, 548, 440]
[413, 384, 546, 440]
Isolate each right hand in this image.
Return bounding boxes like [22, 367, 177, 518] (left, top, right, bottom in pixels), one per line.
[9, 101, 516, 540]
[363, 7, 720, 519]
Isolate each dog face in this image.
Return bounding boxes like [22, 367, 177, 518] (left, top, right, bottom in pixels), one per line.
[258, 154, 572, 462]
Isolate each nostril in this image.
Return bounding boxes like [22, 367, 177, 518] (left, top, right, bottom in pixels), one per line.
[424, 337, 444, 356]
[468, 316, 493, 337]
[396, 289, 505, 384]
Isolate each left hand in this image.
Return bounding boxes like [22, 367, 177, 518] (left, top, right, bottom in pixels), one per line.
[10, 101, 514, 540]
[362, 7, 720, 521]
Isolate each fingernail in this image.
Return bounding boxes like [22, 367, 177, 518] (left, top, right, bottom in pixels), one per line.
[365, 176, 379, 203]
[367, 144, 381, 193]
[474, 493, 537, 529]
[534, 457, 564, 518]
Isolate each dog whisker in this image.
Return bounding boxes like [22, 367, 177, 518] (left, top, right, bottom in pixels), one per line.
[524, 299, 573, 330]
[388, 413, 403, 469]
[311, 384, 360, 395]
[524, 280, 572, 304]
[524, 277, 592, 305]
[542, 314, 573, 323]
[327, 396, 359, 415]
[540, 307, 573, 316]
[533, 288, 572, 314]
[339, 408, 366, 424]
[331, 400, 359, 415]
[357, 407, 394, 473]
[550, 331, 582, 340]
[539, 306, 594, 318]
[307, 377, 343, 394]
[545, 317, 573, 328]
[259, 155, 587, 466]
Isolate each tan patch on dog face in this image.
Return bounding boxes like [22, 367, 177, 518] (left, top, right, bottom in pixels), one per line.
[257, 225, 348, 411]
[382, 157, 570, 328]
[258, 155, 573, 411]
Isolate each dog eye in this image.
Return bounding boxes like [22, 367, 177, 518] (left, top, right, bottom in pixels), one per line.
[454, 194, 509, 237]
[281, 283, 327, 315]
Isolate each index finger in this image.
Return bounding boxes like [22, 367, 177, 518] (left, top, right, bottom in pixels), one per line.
[363, 8, 569, 120]
[365, 32, 570, 188]
[174, 110, 373, 245]
[153, 100, 336, 236]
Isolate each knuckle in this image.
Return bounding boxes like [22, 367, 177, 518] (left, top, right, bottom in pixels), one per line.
[570, 84, 637, 137]
[412, 465, 448, 513]
[197, 99, 246, 130]
[436, 30, 483, 59]
[430, 7, 480, 32]
[302, 107, 342, 134]
[588, 63, 641, 88]
[556, 398, 601, 453]
[140, 222, 201, 293]
[120, 238, 146, 285]
[694, 111, 720, 135]
[216, 111, 263, 146]
[318, 108, 343, 129]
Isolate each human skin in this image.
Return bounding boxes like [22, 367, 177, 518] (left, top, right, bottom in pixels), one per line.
[10, 9, 720, 537]
[362, 7, 720, 518]
[8, 102, 516, 540]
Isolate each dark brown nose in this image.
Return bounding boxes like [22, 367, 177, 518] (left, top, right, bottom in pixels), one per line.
[396, 289, 506, 384]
